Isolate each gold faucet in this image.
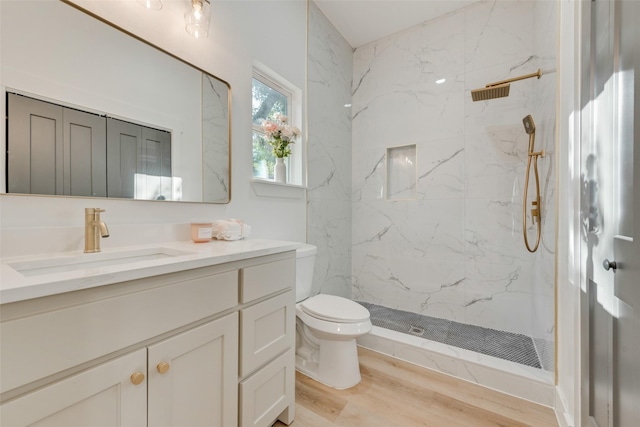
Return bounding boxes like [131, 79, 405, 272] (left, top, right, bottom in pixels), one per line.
[84, 208, 109, 253]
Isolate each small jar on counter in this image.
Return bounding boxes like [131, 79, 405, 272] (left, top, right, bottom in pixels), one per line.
[190, 221, 213, 243]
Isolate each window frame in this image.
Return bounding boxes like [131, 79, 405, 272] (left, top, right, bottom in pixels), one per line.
[251, 68, 303, 185]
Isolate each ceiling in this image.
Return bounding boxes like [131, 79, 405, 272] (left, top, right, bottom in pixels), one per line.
[313, 0, 477, 48]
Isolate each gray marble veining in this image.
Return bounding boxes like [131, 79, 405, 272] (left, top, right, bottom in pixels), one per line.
[202, 74, 230, 203]
[350, 0, 557, 360]
[307, 2, 353, 298]
[306, 0, 555, 371]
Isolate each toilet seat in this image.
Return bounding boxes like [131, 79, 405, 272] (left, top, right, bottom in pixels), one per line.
[300, 294, 370, 323]
[296, 305, 372, 339]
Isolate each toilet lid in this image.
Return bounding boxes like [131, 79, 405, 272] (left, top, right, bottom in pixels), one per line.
[301, 294, 370, 323]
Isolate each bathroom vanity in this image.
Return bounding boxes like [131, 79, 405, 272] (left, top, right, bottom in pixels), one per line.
[0, 240, 299, 427]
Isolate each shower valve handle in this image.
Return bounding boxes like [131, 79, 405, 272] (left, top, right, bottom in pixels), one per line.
[530, 201, 540, 223]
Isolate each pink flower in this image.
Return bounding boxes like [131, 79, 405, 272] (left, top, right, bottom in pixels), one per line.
[281, 127, 293, 139]
[262, 115, 300, 158]
[261, 120, 278, 133]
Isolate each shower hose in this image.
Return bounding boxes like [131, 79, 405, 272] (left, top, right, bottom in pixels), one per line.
[523, 151, 542, 252]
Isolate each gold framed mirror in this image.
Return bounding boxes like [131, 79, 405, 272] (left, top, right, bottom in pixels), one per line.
[1, 0, 231, 203]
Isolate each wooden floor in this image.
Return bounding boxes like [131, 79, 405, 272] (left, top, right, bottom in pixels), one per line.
[274, 347, 558, 427]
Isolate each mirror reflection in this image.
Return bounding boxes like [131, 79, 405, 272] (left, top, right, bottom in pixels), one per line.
[1, 0, 230, 203]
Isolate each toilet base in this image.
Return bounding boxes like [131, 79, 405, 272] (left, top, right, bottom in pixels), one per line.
[295, 323, 363, 389]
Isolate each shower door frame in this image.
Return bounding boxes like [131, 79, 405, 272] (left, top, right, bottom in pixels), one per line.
[579, 0, 639, 426]
[579, 1, 615, 425]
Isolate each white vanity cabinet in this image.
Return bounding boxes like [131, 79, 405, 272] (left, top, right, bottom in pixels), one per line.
[239, 257, 296, 427]
[0, 348, 148, 427]
[147, 313, 238, 427]
[0, 249, 297, 427]
[1, 315, 238, 427]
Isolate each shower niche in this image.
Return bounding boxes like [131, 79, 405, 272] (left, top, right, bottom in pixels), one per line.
[386, 144, 416, 200]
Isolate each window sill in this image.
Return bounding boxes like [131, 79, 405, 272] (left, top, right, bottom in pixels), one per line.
[251, 178, 306, 199]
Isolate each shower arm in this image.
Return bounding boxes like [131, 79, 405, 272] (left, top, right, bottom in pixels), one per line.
[484, 69, 541, 88]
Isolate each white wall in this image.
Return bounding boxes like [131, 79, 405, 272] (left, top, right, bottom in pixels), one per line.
[0, 0, 308, 257]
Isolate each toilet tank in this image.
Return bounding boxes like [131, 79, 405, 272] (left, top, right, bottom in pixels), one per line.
[295, 244, 317, 302]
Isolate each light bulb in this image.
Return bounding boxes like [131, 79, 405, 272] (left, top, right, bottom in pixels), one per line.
[185, 0, 210, 38]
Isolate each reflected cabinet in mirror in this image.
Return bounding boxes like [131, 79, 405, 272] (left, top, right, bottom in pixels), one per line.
[1, 0, 230, 203]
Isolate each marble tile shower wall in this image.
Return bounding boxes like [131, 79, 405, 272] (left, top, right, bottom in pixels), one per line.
[352, 0, 557, 345]
[307, 2, 354, 298]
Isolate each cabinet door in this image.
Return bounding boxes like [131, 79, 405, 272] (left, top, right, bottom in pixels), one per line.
[7, 93, 107, 197]
[138, 127, 172, 201]
[107, 119, 172, 201]
[7, 93, 63, 195]
[107, 117, 142, 199]
[147, 313, 238, 427]
[143, 126, 172, 200]
[0, 348, 146, 427]
[63, 107, 107, 197]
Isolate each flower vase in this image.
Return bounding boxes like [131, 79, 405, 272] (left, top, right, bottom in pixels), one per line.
[274, 158, 287, 183]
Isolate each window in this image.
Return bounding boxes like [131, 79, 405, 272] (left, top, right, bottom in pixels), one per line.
[251, 70, 300, 183]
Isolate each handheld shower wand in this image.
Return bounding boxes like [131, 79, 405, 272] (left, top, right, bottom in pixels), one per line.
[521, 115, 544, 253]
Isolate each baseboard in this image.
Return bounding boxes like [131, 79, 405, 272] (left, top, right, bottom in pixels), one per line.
[554, 387, 574, 427]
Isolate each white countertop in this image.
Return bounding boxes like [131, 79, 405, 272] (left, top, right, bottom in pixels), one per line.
[0, 239, 302, 304]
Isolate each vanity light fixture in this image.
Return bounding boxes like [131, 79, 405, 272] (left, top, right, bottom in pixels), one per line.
[185, 0, 211, 39]
[137, 0, 163, 10]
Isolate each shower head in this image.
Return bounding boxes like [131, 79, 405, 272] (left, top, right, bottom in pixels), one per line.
[523, 115, 535, 134]
[471, 83, 510, 101]
[470, 69, 542, 102]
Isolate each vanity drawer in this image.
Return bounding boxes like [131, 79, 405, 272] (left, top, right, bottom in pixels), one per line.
[240, 290, 295, 377]
[0, 269, 238, 394]
[240, 257, 295, 303]
[239, 349, 294, 427]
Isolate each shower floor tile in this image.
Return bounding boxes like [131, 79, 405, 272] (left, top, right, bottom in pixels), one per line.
[358, 302, 542, 369]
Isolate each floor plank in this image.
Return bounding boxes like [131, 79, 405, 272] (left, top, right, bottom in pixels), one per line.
[274, 347, 558, 427]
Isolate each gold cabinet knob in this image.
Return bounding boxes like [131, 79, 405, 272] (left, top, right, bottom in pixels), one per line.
[156, 361, 170, 374]
[130, 372, 145, 385]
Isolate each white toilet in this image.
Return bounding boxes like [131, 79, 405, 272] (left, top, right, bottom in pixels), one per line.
[295, 244, 372, 389]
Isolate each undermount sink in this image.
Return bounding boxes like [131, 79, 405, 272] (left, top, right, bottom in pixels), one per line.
[8, 247, 195, 277]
